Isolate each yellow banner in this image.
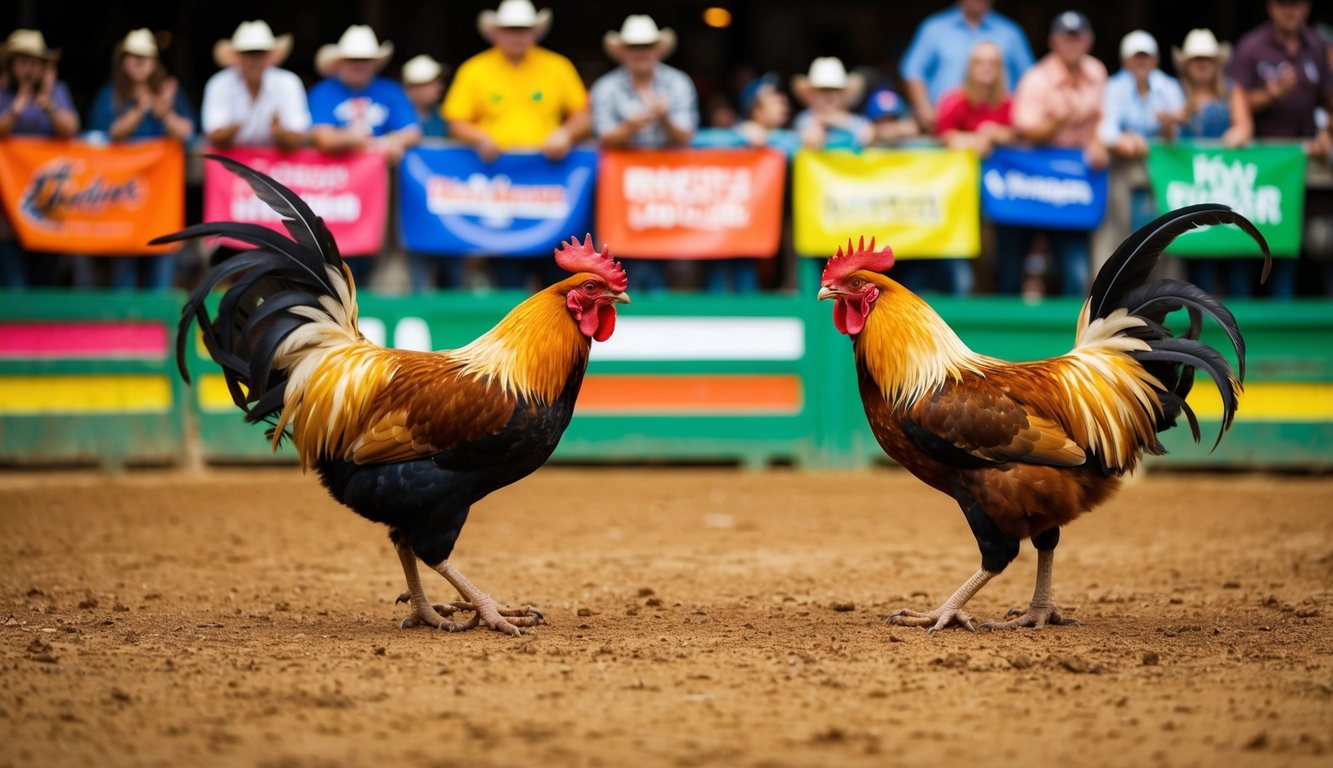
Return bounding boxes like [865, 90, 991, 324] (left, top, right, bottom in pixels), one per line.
[793, 148, 979, 259]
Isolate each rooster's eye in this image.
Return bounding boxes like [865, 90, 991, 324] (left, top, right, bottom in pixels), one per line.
[583, 281, 598, 293]
[851, 278, 863, 289]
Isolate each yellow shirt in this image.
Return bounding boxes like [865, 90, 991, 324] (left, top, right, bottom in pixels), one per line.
[441, 46, 588, 150]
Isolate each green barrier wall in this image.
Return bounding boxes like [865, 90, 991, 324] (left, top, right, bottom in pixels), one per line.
[4, 291, 1330, 470]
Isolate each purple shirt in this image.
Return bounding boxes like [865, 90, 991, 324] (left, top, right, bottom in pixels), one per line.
[0, 81, 76, 136]
[1229, 21, 1333, 138]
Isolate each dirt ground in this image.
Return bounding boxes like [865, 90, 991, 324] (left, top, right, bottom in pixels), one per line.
[1, 466, 1331, 768]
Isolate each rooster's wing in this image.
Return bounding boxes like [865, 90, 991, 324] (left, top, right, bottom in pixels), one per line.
[901, 377, 1087, 469]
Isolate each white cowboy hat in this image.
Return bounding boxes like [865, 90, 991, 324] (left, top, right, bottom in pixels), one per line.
[1, 29, 60, 62]
[118, 28, 159, 59]
[402, 54, 443, 85]
[603, 15, 677, 60]
[1172, 28, 1232, 70]
[792, 57, 866, 107]
[315, 25, 394, 77]
[477, 0, 553, 43]
[213, 20, 293, 68]
[1119, 30, 1158, 60]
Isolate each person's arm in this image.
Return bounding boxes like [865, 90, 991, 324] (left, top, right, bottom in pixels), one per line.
[899, 19, 937, 132]
[155, 81, 195, 142]
[310, 123, 368, 153]
[1222, 84, 1254, 148]
[544, 108, 589, 160]
[447, 119, 500, 161]
[660, 76, 698, 147]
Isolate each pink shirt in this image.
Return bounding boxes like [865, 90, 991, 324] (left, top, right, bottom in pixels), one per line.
[1012, 53, 1107, 148]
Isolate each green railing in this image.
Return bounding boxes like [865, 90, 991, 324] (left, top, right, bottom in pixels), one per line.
[3, 291, 1331, 470]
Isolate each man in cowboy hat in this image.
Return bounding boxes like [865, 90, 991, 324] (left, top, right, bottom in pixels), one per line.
[202, 20, 309, 150]
[442, 0, 589, 164]
[308, 24, 420, 163]
[591, 15, 696, 150]
[0, 29, 78, 140]
[401, 54, 448, 139]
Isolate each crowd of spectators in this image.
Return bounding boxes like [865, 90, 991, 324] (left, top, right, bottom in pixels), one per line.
[1, 0, 1331, 298]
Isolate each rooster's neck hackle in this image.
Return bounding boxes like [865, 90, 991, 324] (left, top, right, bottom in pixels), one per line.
[854, 276, 986, 410]
[455, 285, 590, 405]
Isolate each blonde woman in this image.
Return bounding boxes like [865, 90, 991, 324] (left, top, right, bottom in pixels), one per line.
[934, 40, 1013, 156]
[1171, 28, 1252, 147]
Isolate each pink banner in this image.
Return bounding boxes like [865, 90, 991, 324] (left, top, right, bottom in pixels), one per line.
[203, 147, 387, 257]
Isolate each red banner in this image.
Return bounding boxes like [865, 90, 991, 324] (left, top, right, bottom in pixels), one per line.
[595, 148, 786, 259]
[0, 138, 183, 255]
[204, 147, 388, 257]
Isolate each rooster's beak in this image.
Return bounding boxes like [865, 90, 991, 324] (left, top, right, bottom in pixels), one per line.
[817, 286, 838, 301]
[610, 291, 631, 305]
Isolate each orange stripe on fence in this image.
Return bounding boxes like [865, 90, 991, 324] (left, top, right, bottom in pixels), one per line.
[576, 374, 802, 415]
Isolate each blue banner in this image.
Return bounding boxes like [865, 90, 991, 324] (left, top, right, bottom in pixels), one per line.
[980, 147, 1108, 231]
[398, 145, 597, 257]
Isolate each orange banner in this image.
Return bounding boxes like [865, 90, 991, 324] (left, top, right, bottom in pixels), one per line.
[0, 137, 184, 255]
[595, 148, 786, 259]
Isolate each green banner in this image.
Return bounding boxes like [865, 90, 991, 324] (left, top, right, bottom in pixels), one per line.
[1145, 143, 1305, 258]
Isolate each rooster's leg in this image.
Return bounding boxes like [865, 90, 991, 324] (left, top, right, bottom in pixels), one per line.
[393, 540, 472, 631]
[430, 562, 545, 636]
[982, 533, 1079, 630]
[887, 569, 995, 634]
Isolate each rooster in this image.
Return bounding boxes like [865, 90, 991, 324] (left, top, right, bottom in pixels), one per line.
[153, 156, 630, 636]
[818, 205, 1270, 632]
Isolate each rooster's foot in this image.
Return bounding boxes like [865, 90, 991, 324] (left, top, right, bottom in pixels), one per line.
[397, 601, 473, 632]
[886, 606, 978, 634]
[981, 604, 1079, 631]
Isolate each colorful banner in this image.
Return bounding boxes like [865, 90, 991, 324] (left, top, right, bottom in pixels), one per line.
[595, 148, 787, 259]
[793, 148, 979, 259]
[398, 145, 597, 257]
[981, 147, 1108, 231]
[1145, 143, 1305, 258]
[0, 137, 183, 255]
[204, 147, 388, 256]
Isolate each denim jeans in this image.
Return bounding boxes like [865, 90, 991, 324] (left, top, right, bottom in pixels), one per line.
[625, 258, 668, 295]
[1184, 259, 1257, 300]
[703, 258, 760, 294]
[109, 254, 175, 291]
[889, 258, 974, 297]
[995, 226, 1091, 297]
[407, 252, 467, 292]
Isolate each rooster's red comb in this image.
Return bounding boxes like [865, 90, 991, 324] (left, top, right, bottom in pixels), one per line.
[555, 234, 628, 292]
[821, 236, 895, 284]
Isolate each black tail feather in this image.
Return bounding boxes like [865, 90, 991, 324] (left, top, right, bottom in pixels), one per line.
[1087, 204, 1266, 455]
[162, 156, 353, 438]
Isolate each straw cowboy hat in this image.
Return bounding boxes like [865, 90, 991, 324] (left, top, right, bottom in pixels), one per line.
[603, 15, 677, 61]
[1171, 28, 1232, 71]
[401, 54, 444, 85]
[213, 20, 293, 69]
[117, 28, 159, 59]
[478, 0, 553, 42]
[792, 57, 865, 107]
[315, 25, 394, 77]
[1, 29, 61, 63]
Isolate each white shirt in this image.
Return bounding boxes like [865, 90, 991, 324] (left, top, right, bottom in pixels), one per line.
[201, 66, 311, 145]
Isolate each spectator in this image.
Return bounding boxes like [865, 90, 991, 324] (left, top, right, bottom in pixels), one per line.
[592, 14, 697, 295]
[792, 57, 874, 151]
[401, 55, 448, 138]
[443, 0, 588, 162]
[935, 40, 1014, 157]
[401, 54, 462, 292]
[900, 0, 1034, 133]
[1171, 28, 1253, 146]
[0, 29, 78, 289]
[864, 84, 920, 146]
[1230, 0, 1333, 299]
[1097, 31, 1184, 160]
[592, 15, 696, 150]
[442, 0, 590, 290]
[1006, 11, 1108, 297]
[88, 28, 195, 291]
[1170, 29, 1258, 299]
[309, 25, 421, 164]
[202, 20, 309, 150]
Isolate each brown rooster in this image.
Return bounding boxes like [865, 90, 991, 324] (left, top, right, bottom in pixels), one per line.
[154, 156, 630, 636]
[818, 205, 1270, 632]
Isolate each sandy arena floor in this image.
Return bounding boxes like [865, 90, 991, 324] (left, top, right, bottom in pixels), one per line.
[1, 466, 1331, 767]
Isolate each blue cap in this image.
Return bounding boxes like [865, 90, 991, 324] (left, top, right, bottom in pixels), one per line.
[739, 72, 780, 118]
[863, 87, 904, 121]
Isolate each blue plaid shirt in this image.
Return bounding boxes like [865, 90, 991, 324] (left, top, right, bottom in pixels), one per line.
[590, 63, 698, 148]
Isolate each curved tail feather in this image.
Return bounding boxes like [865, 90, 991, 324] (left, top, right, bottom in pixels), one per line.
[1081, 204, 1270, 453]
[153, 156, 361, 443]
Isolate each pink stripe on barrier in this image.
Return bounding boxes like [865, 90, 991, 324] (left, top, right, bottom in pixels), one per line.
[0, 322, 168, 359]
